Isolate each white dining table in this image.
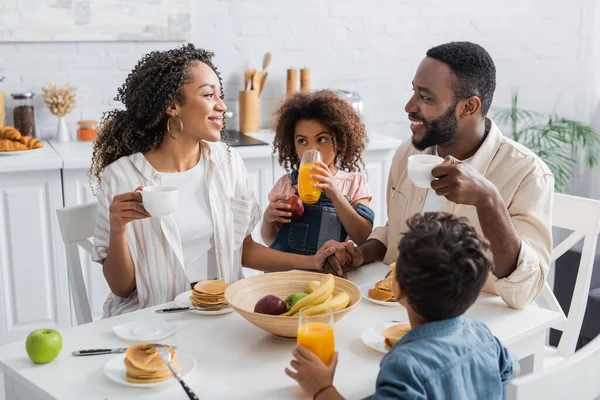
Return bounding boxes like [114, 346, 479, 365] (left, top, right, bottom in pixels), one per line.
[0, 262, 564, 400]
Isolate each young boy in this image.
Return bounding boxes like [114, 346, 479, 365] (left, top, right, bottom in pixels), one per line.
[285, 212, 520, 399]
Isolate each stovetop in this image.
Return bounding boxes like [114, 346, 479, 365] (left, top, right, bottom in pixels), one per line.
[222, 130, 268, 147]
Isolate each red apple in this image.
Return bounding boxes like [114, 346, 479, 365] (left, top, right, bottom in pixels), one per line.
[254, 295, 287, 315]
[286, 194, 304, 220]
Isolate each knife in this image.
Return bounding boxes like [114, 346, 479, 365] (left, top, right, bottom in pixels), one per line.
[72, 348, 127, 356]
[72, 345, 178, 356]
[155, 305, 228, 313]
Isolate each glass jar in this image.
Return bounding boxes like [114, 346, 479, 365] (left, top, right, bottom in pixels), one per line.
[77, 120, 98, 141]
[11, 93, 36, 137]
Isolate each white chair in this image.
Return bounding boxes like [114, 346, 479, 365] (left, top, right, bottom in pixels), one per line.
[56, 202, 98, 325]
[506, 333, 600, 400]
[539, 193, 600, 365]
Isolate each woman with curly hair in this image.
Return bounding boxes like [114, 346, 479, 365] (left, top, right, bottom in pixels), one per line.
[262, 90, 374, 256]
[90, 44, 335, 317]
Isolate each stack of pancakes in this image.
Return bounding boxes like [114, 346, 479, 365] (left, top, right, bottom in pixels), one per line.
[190, 280, 228, 307]
[368, 262, 396, 302]
[381, 323, 411, 350]
[124, 344, 180, 384]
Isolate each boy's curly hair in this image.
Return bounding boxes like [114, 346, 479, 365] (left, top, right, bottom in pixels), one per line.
[272, 90, 367, 172]
[88, 43, 226, 189]
[396, 212, 493, 321]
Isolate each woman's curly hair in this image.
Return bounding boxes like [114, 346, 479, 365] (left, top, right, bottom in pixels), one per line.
[89, 43, 225, 188]
[273, 90, 368, 172]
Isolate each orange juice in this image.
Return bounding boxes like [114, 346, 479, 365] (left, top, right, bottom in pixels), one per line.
[297, 322, 335, 364]
[298, 163, 322, 204]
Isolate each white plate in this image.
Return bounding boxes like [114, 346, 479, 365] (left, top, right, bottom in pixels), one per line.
[104, 350, 196, 388]
[0, 148, 43, 156]
[174, 290, 233, 316]
[112, 318, 177, 341]
[360, 284, 401, 307]
[360, 322, 409, 354]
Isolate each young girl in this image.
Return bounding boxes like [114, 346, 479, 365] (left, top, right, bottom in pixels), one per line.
[261, 90, 374, 256]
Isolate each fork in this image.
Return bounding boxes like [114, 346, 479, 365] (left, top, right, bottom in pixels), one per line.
[151, 344, 199, 400]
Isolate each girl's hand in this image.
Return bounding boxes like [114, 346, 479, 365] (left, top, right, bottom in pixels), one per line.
[109, 186, 151, 234]
[310, 161, 343, 202]
[264, 194, 293, 224]
[302, 246, 338, 271]
[285, 346, 338, 397]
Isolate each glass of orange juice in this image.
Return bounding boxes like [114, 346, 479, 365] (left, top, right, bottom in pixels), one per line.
[298, 150, 323, 204]
[297, 308, 335, 365]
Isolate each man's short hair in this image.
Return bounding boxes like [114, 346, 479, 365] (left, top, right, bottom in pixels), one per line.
[426, 41, 496, 116]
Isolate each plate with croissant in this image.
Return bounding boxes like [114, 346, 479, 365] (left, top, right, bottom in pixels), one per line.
[0, 126, 44, 155]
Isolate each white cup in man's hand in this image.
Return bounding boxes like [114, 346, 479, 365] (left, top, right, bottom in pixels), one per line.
[140, 186, 178, 216]
[407, 154, 444, 188]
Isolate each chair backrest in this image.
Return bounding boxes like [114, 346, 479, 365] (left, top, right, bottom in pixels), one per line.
[505, 333, 600, 400]
[541, 193, 600, 358]
[56, 202, 98, 325]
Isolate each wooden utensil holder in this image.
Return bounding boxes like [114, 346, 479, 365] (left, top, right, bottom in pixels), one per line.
[238, 90, 260, 133]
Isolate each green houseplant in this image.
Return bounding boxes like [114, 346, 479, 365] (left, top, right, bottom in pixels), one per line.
[493, 93, 600, 193]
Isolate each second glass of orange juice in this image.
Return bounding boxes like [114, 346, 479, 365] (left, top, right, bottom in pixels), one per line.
[297, 308, 335, 365]
[298, 149, 323, 204]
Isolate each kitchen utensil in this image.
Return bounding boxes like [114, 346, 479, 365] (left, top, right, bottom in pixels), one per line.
[72, 345, 178, 356]
[262, 52, 272, 72]
[252, 71, 264, 93]
[155, 305, 229, 313]
[259, 72, 268, 96]
[244, 68, 252, 90]
[151, 344, 199, 399]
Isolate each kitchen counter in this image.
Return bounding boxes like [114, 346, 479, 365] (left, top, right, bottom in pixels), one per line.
[48, 130, 402, 169]
[0, 141, 62, 173]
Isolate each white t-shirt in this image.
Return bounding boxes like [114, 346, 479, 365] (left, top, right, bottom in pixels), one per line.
[160, 160, 217, 283]
[422, 147, 473, 213]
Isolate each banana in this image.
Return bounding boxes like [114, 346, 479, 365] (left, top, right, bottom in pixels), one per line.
[305, 281, 321, 294]
[301, 292, 350, 316]
[283, 274, 335, 316]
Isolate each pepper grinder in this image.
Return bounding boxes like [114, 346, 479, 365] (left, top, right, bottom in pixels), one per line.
[300, 67, 310, 93]
[286, 68, 297, 96]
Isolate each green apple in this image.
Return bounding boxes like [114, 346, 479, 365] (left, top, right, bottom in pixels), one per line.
[25, 329, 63, 364]
[285, 292, 308, 310]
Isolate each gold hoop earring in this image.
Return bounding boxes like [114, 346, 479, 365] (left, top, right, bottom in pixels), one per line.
[167, 116, 184, 139]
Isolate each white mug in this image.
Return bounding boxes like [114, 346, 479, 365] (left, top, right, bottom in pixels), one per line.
[407, 154, 444, 188]
[140, 186, 178, 216]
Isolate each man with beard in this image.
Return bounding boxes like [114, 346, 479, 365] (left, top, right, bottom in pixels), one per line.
[322, 41, 553, 309]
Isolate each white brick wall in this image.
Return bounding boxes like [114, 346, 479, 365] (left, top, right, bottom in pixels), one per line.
[0, 0, 597, 141]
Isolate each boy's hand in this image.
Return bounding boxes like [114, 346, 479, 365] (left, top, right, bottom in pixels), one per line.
[264, 194, 293, 224]
[310, 162, 343, 202]
[285, 346, 338, 397]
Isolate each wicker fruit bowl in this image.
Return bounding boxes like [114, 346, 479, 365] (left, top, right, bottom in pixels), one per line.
[224, 271, 362, 338]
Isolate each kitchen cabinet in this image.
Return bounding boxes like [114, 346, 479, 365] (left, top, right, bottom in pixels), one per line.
[0, 132, 401, 345]
[0, 146, 70, 345]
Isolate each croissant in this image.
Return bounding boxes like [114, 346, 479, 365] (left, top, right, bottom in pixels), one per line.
[0, 139, 27, 151]
[19, 136, 43, 149]
[0, 126, 22, 141]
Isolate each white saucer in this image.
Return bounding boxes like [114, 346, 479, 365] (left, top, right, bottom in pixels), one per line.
[360, 321, 409, 354]
[104, 350, 196, 388]
[360, 284, 401, 307]
[174, 290, 234, 316]
[112, 318, 177, 341]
